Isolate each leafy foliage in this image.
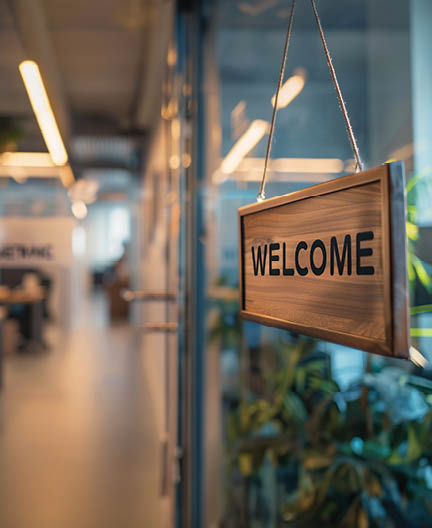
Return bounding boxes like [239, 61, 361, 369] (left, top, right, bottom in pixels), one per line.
[223, 338, 432, 528]
[406, 168, 432, 297]
[0, 117, 21, 153]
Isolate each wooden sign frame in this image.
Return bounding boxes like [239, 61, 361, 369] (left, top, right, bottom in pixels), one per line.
[238, 162, 410, 358]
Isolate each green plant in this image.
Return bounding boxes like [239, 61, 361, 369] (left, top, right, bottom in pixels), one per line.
[0, 117, 21, 153]
[406, 167, 432, 340]
[224, 339, 432, 528]
[208, 276, 243, 349]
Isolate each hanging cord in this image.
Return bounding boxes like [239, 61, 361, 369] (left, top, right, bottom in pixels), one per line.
[310, 0, 363, 173]
[257, 0, 364, 201]
[257, 0, 296, 202]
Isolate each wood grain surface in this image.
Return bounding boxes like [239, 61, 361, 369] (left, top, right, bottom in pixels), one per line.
[238, 163, 410, 358]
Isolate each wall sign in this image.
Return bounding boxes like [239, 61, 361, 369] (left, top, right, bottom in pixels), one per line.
[0, 217, 76, 267]
[238, 162, 410, 358]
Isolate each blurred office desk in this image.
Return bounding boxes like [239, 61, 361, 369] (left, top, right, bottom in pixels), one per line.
[0, 288, 46, 353]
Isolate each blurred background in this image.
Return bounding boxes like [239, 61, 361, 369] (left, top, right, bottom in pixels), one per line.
[0, 0, 431, 527]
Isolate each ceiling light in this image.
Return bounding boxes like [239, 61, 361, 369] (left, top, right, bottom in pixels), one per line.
[71, 200, 87, 220]
[182, 153, 192, 168]
[171, 118, 181, 140]
[231, 100, 247, 139]
[224, 157, 345, 183]
[271, 68, 306, 109]
[238, 158, 344, 174]
[59, 165, 76, 188]
[0, 152, 53, 167]
[19, 60, 68, 166]
[388, 143, 414, 162]
[273, 158, 343, 173]
[0, 151, 75, 188]
[169, 155, 180, 170]
[221, 120, 270, 175]
[167, 45, 177, 67]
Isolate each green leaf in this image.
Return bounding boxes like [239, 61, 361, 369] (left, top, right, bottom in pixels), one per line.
[408, 255, 416, 283]
[407, 374, 432, 392]
[303, 454, 333, 470]
[411, 328, 432, 337]
[295, 367, 306, 393]
[406, 166, 432, 195]
[407, 204, 418, 213]
[411, 304, 432, 316]
[406, 221, 419, 241]
[364, 474, 382, 497]
[282, 391, 307, 424]
[239, 403, 252, 431]
[388, 426, 423, 464]
[358, 508, 369, 528]
[412, 255, 432, 291]
[309, 377, 338, 395]
[362, 440, 391, 459]
[239, 453, 253, 475]
[407, 425, 423, 461]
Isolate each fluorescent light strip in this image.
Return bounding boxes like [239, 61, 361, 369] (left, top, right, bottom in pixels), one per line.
[239, 157, 344, 174]
[0, 152, 54, 167]
[59, 165, 75, 188]
[388, 143, 414, 162]
[19, 60, 68, 166]
[221, 120, 270, 174]
[0, 151, 75, 188]
[71, 200, 87, 220]
[271, 68, 306, 109]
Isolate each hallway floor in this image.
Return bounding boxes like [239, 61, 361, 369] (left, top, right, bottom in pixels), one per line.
[0, 294, 166, 528]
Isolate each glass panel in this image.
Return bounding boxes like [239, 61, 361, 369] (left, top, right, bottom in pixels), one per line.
[202, 1, 432, 526]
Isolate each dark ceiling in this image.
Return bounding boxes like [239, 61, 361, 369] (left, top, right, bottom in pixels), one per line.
[0, 0, 172, 174]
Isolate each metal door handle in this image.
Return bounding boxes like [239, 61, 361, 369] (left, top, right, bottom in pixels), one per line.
[139, 322, 178, 333]
[160, 439, 169, 498]
[121, 290, 177, 302]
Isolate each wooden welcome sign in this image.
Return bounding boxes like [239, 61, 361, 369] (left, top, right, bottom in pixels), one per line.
[238, 162, 410, 358]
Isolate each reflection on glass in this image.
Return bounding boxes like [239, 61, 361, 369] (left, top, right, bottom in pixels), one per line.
[206, 0, 432, 526]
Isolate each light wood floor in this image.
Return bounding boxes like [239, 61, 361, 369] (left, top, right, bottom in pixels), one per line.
[0, 294, 167, 528]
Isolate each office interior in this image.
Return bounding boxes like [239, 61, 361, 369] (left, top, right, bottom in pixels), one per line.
[0, 0, 431, 527]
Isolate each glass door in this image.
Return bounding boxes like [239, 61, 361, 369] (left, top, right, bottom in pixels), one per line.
[194, 0, 432, 526]
[127, 33, 186, 528]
